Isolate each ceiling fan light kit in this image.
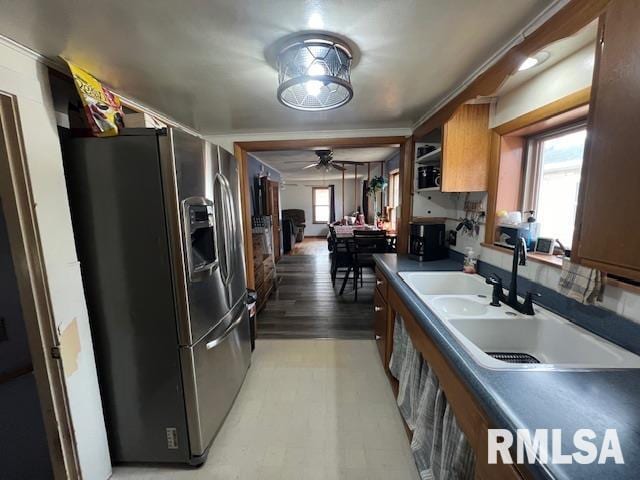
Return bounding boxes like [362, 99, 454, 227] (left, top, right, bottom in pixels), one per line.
[276, 33, 354, 111]
[302, 149, 366, 172]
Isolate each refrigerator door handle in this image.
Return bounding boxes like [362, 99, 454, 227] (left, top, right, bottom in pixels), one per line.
[222, 178, 233, 284]
[214, 173, 231, 286]
[205, 309, 245, 350]
[222, 176, 236, 280]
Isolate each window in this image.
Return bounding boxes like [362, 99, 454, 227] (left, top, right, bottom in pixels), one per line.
[523, 123, 587, 248]
[312, 187, 330, 224]
[387, 170, 400, 230]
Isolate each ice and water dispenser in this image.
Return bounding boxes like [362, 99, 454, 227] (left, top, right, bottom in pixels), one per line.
[183, 197, 217, 281]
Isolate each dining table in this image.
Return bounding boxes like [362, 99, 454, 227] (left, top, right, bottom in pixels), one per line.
[332, 225, 396, 238]
[330, 225, 397, 251]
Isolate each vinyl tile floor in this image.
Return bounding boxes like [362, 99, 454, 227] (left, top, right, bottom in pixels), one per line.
[112, 339, 418, 480]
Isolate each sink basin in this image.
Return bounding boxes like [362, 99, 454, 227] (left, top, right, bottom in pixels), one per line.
[399, 271, 492, 296]
[399, 270, 640, 370]
[448, 315, 640, 370]
[429, 297, 489, 317]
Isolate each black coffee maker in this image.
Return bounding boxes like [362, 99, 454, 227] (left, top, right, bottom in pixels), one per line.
[409, 222, 447, 261]
[417, 165, 441, 189]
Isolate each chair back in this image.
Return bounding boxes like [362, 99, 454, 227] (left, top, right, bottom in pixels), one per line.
[327, 225, 336, 252]
[331, 228, 352, 254]
[353, 230, 388, 254]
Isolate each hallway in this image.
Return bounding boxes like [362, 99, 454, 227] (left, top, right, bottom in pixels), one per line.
[258, 239, 375, 339]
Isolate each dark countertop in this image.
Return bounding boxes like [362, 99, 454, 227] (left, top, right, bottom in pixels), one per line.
[374, 254, 640, 480]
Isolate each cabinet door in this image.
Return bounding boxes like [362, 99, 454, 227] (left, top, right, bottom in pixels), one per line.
[374, 287, 387, 366]
[442, 104, 491, 192]
[573, 2, 640, 279]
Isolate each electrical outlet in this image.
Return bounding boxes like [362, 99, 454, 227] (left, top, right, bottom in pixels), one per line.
[448, 230, 457, 246]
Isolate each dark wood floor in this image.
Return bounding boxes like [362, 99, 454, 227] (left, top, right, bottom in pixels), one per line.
[257, 239, 375, 339]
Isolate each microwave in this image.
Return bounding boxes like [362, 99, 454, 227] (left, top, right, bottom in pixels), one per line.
[494, 225, 537, 251]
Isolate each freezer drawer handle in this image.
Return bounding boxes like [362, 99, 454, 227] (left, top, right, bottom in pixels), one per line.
[205, 310, 245, 350]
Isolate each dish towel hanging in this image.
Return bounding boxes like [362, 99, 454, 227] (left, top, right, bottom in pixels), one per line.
[435, 404, 476, 480]
[389, 314, 408, 379]
[410, 363, 476, 480]
[410, 365, 440, 476]
[397, 334, 424, 430]
[558, 258, 605, 304]
[391, 315, 476, 479]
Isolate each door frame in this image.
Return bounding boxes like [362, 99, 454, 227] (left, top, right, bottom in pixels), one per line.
[234, 136, 408, 289]
[0, 93, 80, 478]
[265, 179, 281, 262]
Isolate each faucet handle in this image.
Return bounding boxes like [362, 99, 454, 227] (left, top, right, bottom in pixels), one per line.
[486, 273, 503, 286]
[523, 291, 541, 315]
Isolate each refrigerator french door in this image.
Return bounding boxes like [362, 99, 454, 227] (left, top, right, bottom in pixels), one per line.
[62, 127, 251, 465]
[167, 130, 251, 459]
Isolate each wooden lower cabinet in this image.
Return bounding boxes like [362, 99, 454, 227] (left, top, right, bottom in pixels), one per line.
[253, 233, 275, 311]
[375, 267, 523, 480]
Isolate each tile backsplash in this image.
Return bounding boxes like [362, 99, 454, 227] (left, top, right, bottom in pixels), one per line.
[448, 247, 640, 356]
[442, 192, 640, 326]
[463, 239, 640, 325]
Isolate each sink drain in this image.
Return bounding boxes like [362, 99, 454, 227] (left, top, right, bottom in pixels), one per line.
[487, 352, 540, 364]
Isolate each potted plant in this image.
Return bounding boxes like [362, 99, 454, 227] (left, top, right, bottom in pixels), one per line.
[367, 175, 388, 226]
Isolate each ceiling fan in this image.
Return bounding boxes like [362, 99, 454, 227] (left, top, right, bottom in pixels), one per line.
[300, 149, 364, 171]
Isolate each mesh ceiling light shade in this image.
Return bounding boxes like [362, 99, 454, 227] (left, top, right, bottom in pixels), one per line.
[276, 34, 353, 111]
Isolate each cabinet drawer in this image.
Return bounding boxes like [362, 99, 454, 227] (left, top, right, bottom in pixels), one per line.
[375, 268, 388, 300]
[374, 288, 387, 367]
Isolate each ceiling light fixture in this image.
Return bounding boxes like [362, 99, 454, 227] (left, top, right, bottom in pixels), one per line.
[276, 33, 354, 111]
[518, 51, 550, 71]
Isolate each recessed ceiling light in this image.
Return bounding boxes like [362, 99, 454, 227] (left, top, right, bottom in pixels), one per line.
[518, 51, 550, 71]
[519, 57, 538, 71]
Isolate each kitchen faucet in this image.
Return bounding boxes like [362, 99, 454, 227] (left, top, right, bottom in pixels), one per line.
[486, 236, 539, 315]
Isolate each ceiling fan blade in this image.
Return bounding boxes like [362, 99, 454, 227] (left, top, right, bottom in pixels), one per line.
[302, 163, 319, 169]
[334, 160, 365, 165]
[331, 163, 346, 171]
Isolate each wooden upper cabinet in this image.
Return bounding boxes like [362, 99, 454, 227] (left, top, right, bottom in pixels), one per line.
[573, 2, 640, 279]
[441, 103, 492, 192]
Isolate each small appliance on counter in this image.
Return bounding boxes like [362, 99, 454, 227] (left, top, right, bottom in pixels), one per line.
[495, 225, 535, 250]
[417, 165, 441, 189]
[409, 222, 447, 261]
[494, 210, 539, 251]
[534, 237, 556, 255]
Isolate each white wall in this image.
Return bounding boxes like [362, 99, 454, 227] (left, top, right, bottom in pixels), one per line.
[0, 40, 111, 479]
[491, 43, 595, 127]
[281, 179, 359, 236]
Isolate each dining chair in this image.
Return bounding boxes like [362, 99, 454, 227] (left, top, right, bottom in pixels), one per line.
[340, 230, 388, 301]
[329, 227, 352, 287]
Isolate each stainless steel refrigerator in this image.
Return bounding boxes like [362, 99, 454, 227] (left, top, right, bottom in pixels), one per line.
[61, 127, 251, 465]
